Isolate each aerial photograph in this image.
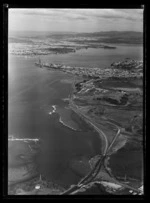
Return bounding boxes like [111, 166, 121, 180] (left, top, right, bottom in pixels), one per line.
[8, 8, 144, 195]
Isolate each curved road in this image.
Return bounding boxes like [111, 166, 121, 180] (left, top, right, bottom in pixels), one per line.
[62, 83, 141, 194]
[69, 97, 121, 156]
[69, 99, 108, 154]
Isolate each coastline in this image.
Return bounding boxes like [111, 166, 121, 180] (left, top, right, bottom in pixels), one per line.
[64, 71, 143, 194]
[8, 55, 143, 195]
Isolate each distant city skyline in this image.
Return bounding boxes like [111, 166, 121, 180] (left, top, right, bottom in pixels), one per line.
[9, 9, 143, 33]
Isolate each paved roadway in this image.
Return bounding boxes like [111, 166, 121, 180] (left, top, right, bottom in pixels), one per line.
[69, 97, 121, 156]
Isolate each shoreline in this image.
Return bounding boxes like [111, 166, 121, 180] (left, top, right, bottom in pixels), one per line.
[8, 56, 143, 194]
[65, 76, 143, 194]
[9, 44, 118, 57]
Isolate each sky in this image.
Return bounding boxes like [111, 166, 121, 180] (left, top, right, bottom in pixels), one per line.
[9, 9, 143, 33]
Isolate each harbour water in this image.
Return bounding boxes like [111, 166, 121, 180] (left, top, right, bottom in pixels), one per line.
[38, 44, 143, 68]
[8, 45, 143, 187]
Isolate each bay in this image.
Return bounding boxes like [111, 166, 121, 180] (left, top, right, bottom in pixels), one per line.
[8, 44, 143, 186]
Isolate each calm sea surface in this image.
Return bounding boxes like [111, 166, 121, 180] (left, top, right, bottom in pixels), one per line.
[41, 44, 143, 68]
[8, 45, 143, 185]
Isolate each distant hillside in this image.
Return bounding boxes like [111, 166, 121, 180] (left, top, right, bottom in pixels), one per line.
[71, 31, 143, 45]
[9, 31, 143, 45]
[47, 31, 143, 45]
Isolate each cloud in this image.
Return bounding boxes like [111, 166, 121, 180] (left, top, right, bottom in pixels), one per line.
[72, 16, 88, 20]
[78, 9, 143, 22]
[9, 9, 143, 32]
[95, 13, 142, 22]
[10, 8, 143, 22]
[11, 9, 89, 22]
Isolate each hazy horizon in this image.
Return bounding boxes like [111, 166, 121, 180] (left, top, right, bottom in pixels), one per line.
[9, 30, 143, 34]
